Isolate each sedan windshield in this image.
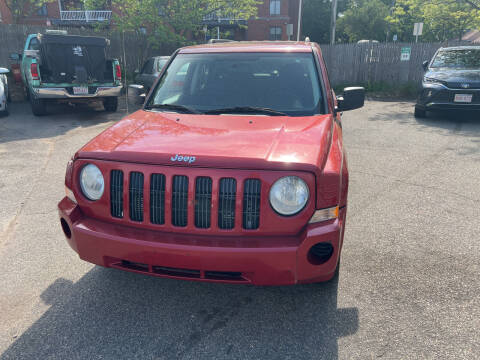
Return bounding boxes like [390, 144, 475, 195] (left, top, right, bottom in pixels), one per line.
[148, 52, 323, 116]
[431, 49, 480, 69]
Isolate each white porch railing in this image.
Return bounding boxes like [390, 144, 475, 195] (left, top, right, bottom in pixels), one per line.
[60, 11, 112, 22]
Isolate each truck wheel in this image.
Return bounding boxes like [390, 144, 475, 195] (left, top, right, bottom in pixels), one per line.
[0, 101, 8, 116]
[104, 97, 118, 112]
[30, 92, 47, 116]
[414, 106, 426, 118]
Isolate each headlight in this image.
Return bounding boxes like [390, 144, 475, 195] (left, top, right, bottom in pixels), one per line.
[80, 164, 104, 201]
[423, 77, 444, 85]
[269, 176, 309, 216]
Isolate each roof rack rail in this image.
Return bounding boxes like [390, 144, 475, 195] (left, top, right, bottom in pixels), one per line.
[208, 39, 235, 44]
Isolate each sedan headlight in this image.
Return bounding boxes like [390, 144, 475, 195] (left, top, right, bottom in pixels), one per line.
[80, 164, 104, 201]
[269, 176, 309, 216]
[423, 77, 445, 85]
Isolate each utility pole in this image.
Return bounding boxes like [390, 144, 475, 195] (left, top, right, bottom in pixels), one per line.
[297, 0, 303, 41]
[330, 0, 338, 44]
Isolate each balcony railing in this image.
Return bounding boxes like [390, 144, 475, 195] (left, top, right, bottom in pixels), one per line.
[60, 10, 112, 22]
[202, 12, 247, 26]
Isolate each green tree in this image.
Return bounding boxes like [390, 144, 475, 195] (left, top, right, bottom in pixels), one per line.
[387, 0, 480, 42]
[4, 0, 55, 23]
[302, 0, 349, 44]
[111, 0, 259, 46]
[336, 0, 390, 42]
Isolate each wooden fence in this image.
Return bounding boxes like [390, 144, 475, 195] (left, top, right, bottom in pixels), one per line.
[319, 41, 465, 86]
[0, 24, 467, 86]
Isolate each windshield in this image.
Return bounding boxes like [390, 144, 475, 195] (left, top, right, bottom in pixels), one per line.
[431, 49, 480, 69]
[148, 52, 323, 116]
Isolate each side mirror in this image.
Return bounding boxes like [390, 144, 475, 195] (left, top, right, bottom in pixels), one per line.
[0, 67, 9, 75]
[128, 84, 146, 106]
[422, 60, 429, 72]
[337, 87, 365, 112]
[9, 53, 21, 61]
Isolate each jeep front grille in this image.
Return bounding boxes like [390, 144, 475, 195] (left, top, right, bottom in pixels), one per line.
[129, 172, 144, 222]
[171, 175, 188, 227]
[110, 170, 124, 218]
[218, 178, 237, 230]
[108, 172, 261, 230]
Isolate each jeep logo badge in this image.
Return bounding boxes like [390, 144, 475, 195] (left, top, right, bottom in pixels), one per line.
[171, 154, 196, 164]
[461, 83, 470, 89]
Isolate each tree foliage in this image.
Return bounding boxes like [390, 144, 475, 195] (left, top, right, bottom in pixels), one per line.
[337, 0, 390, 42]
[110, 0, 259, 47]
[302, 0, 480, 43]
[4, 0, 55, 24]
[387, 0, 480, 42]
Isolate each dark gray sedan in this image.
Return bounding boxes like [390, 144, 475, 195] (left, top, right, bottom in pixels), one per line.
[134, 56, 170, 93]
[415, 46, 480, 118]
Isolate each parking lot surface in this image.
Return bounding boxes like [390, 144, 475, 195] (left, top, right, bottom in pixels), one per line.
[0, 100, 479, 359]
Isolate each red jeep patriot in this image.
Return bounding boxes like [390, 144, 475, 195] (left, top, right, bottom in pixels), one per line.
[58, 41, 364, 285]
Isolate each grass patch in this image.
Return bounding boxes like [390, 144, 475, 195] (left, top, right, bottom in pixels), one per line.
[333, 81, 418, 100]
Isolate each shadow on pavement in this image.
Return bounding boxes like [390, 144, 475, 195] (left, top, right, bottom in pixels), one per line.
[1, 267, 358, 359]
[0, 99, 130, 145]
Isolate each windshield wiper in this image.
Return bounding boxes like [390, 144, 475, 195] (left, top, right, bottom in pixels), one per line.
[205, 106, 288, 116]
[144, 103, 202, 114]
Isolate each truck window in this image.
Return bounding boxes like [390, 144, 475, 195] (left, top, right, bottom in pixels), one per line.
[141, 59, 155, 75]
[28, 37, 40, 51]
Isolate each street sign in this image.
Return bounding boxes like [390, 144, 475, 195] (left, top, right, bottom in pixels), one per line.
[401, 47, 411, 61]
[413, 23, 423, 36]
[393, 34, 398, 42]
[413, 22, 423, 42]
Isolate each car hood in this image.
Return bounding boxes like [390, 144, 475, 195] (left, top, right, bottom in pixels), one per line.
[426, 69, 480, 87]
[77, 110, 334, 173]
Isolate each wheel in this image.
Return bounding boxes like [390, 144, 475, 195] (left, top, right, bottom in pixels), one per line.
[29, 90, 47, 116]
[103, 97, 118, 112]
[0, 99, 8, 116]
[414, 106, 426, 118]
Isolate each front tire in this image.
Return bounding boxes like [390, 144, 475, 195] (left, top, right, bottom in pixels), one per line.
[414, 106, 426, 118]
[0, 100, 8, 117]
[103, 97, 118, 112]
[30, 91, 47, 116]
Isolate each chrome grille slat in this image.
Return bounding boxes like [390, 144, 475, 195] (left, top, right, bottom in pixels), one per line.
[172, 175, 188, 227]
[110, 170, 124, 218]
[195, 177, 212, 228]
[150, 174, 165, 225]
[218, 178, 236, 229]
[243, 179, 261, 230]
[129, 172, 144, 222]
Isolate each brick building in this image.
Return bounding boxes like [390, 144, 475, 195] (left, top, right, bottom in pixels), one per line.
[0, 0, 301, 41]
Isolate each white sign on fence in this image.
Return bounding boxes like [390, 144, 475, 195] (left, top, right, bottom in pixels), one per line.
[413, 23, 423, 36]
[400, 47, 411, 61]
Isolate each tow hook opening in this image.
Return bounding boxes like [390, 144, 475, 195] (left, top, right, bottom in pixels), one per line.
[60, 218, 72, 239]
[308, 242, 334, 265]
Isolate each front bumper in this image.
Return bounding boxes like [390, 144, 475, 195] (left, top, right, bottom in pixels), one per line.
[58, 197, 346, 286]
[33, 85, 123, 99]
[416, 85, 480, 111]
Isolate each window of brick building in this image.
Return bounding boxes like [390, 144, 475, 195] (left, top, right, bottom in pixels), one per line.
[269, 26, 282, 40]
[270, 0, 281, 15]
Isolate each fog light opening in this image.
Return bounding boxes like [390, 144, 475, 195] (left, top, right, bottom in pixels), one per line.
[308, 242, 334, 265]
[60, 218, 72, 239]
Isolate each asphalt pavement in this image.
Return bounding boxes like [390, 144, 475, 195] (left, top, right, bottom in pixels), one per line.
[0, 100, 479, 359]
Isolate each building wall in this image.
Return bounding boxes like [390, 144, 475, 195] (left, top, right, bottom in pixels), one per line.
[247, 0, 300, 41]
[0, 0, 60, 25]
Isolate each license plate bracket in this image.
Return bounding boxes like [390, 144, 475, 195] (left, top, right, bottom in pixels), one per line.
[454, 94, 473, 103]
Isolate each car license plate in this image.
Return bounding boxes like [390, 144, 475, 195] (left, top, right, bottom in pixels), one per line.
[454, 94, 473, 103]
[73, 86, 88, 95]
